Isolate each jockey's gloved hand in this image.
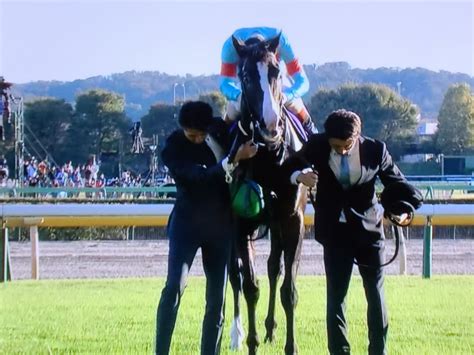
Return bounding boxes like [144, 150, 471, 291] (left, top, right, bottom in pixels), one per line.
[303, 119, 318, 136]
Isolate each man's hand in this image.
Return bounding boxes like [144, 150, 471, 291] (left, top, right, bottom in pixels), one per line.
[388, 212, 413, 226]
[296, 171, 318, 188]
[234, 140, 258, 162]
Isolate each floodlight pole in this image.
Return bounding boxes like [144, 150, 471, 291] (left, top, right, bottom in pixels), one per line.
[173, 83, 179, 106]
[14, 98, 25, 186]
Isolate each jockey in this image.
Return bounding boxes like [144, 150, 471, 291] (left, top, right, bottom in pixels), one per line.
[220, 26, 317, 135]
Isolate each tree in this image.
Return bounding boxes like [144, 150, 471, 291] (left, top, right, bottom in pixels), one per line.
[14, 66, 474, 120]
[140, 103, 179, 150]
[23, 98, 73, 165]
[309, 83, 419, 158]
[198, 91, 227, 117]
[436, 83, 474, 154]
[65, 89, 130, 163]
[139, 103, 180, 174]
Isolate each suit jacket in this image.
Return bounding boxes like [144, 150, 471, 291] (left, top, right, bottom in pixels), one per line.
[283, 133, 406, 245]
[161, 118, 233, 240]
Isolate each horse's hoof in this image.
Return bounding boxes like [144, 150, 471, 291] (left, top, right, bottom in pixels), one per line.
[247, 336, 260, 355]
[248, 345, 259, 355]
[264, 318, 277, 343]
[285, 342, 298, 355]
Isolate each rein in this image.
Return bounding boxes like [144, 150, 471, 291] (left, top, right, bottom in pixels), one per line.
[354, 225, 402, 268]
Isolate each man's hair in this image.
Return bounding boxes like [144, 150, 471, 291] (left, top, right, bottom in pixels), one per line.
[178, 101, 214, 131]
[324, 109, 362, 140]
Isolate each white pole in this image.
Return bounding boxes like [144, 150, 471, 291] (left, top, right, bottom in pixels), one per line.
[23, 217, 43, 280]
[173, 83, 178, 106]
[398, 226, 407, 275]
[30, 225, 39, 280]
[1, 226, 10, 282]
[396, 81, 402, 96]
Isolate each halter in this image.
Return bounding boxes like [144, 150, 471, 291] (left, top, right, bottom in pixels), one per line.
[241, 89, 282, 145]
[238, 59, 284, 150]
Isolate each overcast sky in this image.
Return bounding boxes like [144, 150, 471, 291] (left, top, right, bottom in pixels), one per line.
[1, 0, 472, 83]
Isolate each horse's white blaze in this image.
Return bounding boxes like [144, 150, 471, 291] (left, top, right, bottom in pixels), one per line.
[257, 62, 279, 132]
[230, 316, 245, 351]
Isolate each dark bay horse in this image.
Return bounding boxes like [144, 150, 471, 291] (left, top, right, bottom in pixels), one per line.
[227, 34, 309, 355]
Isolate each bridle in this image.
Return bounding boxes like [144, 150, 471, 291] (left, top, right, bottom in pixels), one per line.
[238, 58, 284, 151]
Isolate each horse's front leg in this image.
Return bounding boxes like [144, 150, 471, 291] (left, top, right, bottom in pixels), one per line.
[240, 230, 261, 355]
[228, 245, 245, 351]
[280, 212, 305, 355]
[264, 226, 283, 343]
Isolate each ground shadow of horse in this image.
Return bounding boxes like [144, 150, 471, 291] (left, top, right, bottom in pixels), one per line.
[226, 34, 309, 355]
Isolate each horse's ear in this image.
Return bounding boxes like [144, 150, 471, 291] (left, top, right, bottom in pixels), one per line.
[232, 35, 246, 57]
[267, 32, 281, 53]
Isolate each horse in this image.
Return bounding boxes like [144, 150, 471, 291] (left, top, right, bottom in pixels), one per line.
[227, 34, 309, 355]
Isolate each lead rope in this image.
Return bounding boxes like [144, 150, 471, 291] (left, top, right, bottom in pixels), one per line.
[354, 225, 401, 268]
[225, 121, 255, 184]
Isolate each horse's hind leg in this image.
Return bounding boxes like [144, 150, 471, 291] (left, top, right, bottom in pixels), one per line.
[280, 213, 305, 355]
[229, 246, 245, 350]
[240, 230, 261, 355]
[264, 228, 283, 343]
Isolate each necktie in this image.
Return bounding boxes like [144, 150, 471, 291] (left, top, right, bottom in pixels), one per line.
[339, 154, 350, 188]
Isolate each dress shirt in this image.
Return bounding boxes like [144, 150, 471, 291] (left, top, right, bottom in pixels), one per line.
[328, 139, 361, 186]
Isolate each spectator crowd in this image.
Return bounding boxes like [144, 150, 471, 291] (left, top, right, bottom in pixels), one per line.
[0, 155, 171, 189]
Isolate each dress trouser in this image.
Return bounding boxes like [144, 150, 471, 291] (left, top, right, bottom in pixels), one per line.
[155, 231, 230, 355]
[323, 222, 388, 355]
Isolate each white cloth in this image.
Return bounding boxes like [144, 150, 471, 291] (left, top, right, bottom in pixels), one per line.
[205, 135, 237, 179]
[205, 135, 226, 161]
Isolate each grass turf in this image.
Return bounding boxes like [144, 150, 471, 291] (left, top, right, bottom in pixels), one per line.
[1, 276, 473, 354]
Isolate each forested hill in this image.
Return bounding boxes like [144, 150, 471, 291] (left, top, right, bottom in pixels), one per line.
[12, 62, 474, 119]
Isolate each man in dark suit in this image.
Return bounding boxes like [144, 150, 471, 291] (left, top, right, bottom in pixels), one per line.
[155, 101, 257, 355]
[283, 109, 407, 355]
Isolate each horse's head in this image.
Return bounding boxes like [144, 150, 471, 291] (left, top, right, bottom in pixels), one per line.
[232, 34, 284, 148]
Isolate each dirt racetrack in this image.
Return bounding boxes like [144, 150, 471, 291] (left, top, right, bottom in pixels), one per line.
[8, 238, 473, 280]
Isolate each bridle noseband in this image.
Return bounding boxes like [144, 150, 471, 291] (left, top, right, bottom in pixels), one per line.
[238, 58, 284, 150]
